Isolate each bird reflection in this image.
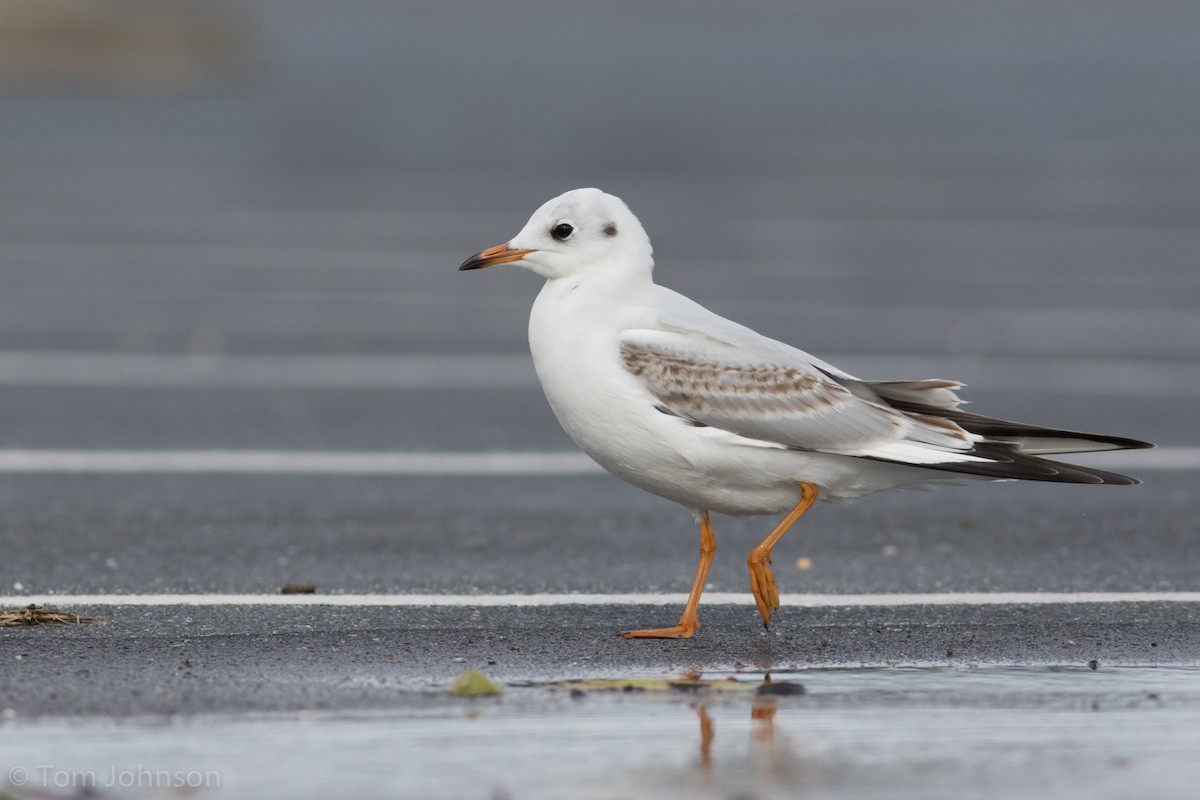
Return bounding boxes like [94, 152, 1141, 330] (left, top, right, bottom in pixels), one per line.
[694, 677, 789, 784]
[698, 705, 715, 770]
[751, 698, 778, 742]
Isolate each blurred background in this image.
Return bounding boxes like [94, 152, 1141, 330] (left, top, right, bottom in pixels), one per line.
[3, 8, 1199, 789]
[0, 0, 1196, 451]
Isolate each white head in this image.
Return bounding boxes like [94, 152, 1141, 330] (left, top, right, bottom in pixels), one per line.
[459, 188, 653, 280]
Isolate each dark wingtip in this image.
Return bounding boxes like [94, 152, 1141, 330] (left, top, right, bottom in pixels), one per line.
[869, 444, 1147, 486]
[1085, 434, 1156, 452]
[877, 392, 1156, 454]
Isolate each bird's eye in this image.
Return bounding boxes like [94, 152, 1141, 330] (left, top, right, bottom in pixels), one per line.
[551, 222, 574, 241]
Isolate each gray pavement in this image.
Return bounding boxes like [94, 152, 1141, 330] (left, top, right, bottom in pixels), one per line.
[1, 1, 1199, 798]
[0, 472, 1195, 596]
[1, 603, 1198, 717]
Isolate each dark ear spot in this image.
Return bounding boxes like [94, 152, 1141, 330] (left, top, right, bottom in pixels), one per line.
[603, 222, 618, 237]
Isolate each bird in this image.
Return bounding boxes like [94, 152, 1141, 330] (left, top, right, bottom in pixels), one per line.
[459, 187, 1154, 639]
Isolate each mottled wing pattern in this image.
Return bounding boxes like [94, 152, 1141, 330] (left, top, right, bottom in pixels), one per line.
[618, 320, 1149, 484]
[618, 329, 973, 458]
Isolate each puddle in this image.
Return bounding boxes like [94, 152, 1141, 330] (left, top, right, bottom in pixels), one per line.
[2, 666, 1199, 799]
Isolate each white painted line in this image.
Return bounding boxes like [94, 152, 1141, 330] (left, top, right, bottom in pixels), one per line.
[0, 241, 440, 271]
[1152, 448, 1200, 470]
[1061, 446, 1199, 471]
[0, 448, 1189, 475]
[0, 351, 1195, 397]
[0, 352, 535, 390]
[0, 450, 604, 475]
[834, 354, 1200, 398]
[3, 592, 1200, 608]
[0, 448, 1188, 475]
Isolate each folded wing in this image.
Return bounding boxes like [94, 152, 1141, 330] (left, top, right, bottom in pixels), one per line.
[619, 323, 1150, 486]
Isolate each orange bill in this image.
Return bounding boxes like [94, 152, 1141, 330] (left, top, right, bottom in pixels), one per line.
[458, 243, 535, 271]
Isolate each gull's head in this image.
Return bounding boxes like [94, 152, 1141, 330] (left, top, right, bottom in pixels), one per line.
[459, 188, 652, 280]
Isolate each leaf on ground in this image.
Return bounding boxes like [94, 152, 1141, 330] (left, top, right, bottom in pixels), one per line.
[447, 668, 503, 697]
[551, 674, 806, 696]
[554, 677, 755, 695]
[0, 603, 106, 626]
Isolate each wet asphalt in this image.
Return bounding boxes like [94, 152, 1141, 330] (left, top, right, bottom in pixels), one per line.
[0, 2, 1198, 797]
[0, 603, 1196, 717]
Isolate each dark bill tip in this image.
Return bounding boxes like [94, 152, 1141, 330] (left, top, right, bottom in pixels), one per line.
[458, 243, 534, 271]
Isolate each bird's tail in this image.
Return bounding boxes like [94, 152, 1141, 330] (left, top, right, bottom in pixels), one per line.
[864, 379, 1153, 485]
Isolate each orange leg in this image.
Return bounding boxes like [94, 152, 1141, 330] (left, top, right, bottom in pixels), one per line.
[751, 699, 778, 743]
[697, 705, 714, 770]
[623, 511, 716, 639]
[747, 482, 819, 629]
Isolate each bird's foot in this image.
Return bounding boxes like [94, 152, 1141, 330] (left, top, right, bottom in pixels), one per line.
[747, 555, 780, 629]
[621, 617, 699, 639]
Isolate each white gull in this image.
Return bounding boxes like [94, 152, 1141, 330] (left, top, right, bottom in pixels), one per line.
[460, 188, 1153, 638]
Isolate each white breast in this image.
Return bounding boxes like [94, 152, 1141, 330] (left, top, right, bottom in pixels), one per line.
[527, 278, 818, 514]
[528, 279, 673, 471]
